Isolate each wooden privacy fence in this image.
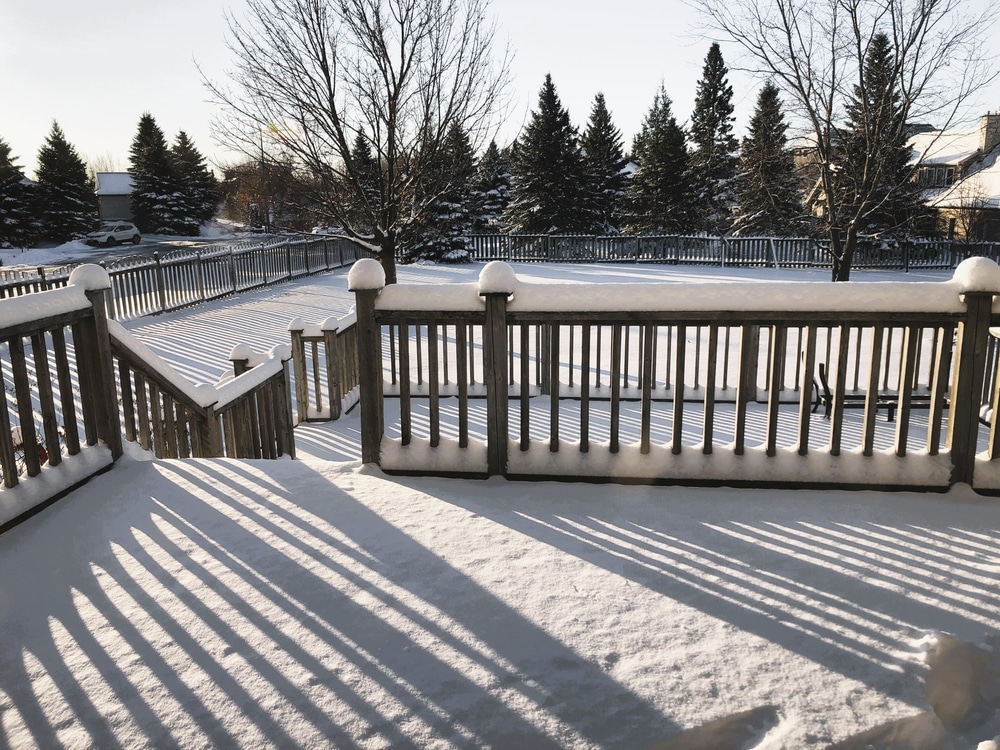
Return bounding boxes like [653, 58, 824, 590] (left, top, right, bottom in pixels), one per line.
[0, 235, 364, 320]
[350, 256, 1000, 492]
[1, 264, 295, 531]
[466, 234, 1000, 270]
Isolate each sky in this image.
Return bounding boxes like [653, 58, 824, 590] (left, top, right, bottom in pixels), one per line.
[1, 260, 999, 747]
[1, 0, 999, 179]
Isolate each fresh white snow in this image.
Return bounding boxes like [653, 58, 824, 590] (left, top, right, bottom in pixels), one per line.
[2, 261, 999, 748]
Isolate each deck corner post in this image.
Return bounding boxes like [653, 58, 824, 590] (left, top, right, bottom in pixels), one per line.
[350, 259, 386, 466]
[482, 292, 510, 476]
[949, 290, 995, 485]
[77, 273, 123, 460]
[948, 257, 1000, 485]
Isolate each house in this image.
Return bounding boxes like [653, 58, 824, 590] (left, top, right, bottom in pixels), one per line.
[909, 112, 1000, 241]
[95, 172, 134, 221]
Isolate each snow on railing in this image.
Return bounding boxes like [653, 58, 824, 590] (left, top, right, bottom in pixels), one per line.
[1, 264, 297, 532]
[350, 256, 1000, 492]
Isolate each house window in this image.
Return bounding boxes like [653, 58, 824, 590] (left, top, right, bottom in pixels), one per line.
[917, 166, 955, 187]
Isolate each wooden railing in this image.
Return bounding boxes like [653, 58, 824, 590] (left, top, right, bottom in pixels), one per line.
[0, 235, 364, 319]
[0, 264, 73, 298]
[288, 314, 360, 423]
[111, 325, 295, 461]
[350, 257, 1000, 492]
[102, 236, 363, 321]
[466, 234, 1000, 270]
[1, 266, 123, 529]
[1, 264, 295, 531]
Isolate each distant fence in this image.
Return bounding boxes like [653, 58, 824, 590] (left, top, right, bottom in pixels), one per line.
[0, 235, 365, 321]
[465, 234, 1000, 270]
[350, 256, 1000, 493]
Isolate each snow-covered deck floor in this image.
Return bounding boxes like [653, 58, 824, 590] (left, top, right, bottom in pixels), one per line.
[2, 263, 999, 748]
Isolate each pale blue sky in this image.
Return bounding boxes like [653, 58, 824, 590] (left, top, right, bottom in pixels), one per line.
[1, 0, 997, 178]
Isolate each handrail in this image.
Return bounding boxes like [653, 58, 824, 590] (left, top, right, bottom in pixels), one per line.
[1, 262, 299, 532]
[287, 312, 360, 422]
[1, 266, 122, 529]
[350, 256, 1000, 492]
[109, 320, 295, 461]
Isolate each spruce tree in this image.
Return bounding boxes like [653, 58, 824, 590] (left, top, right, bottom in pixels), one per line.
[469, 140, 511, 232]
[400, 122, 477, 262]
[171, 131, 219, 234]
[688, 43, 739, 234]
[129, 113, 182, 234]
[731, 82, 804, 236]
[624, 84, 692, 234]
[836, 32, 927, 237]
[34, 122, 98, 243]
[505, 74, 596, 234]
[0, 138, 35, 248]
[330, 132, 382, 233]
[580, 93, 629, 234]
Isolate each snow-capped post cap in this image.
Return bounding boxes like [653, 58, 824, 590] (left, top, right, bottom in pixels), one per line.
[229, 343, 254, 362]
[68, 264, 111, 291]
[287, 317, 305, 332]
[952, 256, 1000, 293]
[348, 258, 386, 291]
[320, 316, 340, 332]
[269, 343, 292, 361]
[478, 261, 517, 296]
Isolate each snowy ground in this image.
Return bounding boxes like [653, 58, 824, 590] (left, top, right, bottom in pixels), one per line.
[1, 263, 999, 749]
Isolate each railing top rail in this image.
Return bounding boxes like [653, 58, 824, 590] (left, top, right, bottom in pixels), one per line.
[109, 319, 292, 415]
[0, 268, 106, 337]
[349, 258, 997, 318]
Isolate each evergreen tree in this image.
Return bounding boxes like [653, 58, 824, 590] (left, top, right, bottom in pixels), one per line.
[0, 138, 35, 248]
[624, 84, 692, 234]
[34, 122, 98, 242]
[469, 140, 511, 232]
[505, 74, 596, 234]
[731, 82, 804, 236]
[688, 43, 739, 234]
[580, 93, 629, 234]
[171, 131, 219, 233]
[400, 122, 477, 262]
[343, 132, 381, 232]
[129, 113, 182, 234]
[836, 32, 927, 237]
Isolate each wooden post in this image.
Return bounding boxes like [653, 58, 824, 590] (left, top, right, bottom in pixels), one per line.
[83, 282, 123, 460]
[350, 261, 386, 465]
[949, 290, 995, 485]
[196, 251, 206, 302]
[229, 247, 238, 293]
[324, 324, 342, 420]
[482, 292, 509, 475]
[275, 354, 296, 458]
[154, 252, 167, 313]
[289, 324, 309, 423]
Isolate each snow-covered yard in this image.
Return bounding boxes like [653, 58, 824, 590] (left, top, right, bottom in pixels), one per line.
[1, 262, 999, 748]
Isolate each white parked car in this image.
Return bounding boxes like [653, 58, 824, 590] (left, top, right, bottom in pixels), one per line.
[85, 222, 141, 246]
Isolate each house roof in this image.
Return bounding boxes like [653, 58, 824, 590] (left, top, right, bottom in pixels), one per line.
[908, 126, 980, 166]
[925, 144, 1000, 209]
[95, 172, 134, 196]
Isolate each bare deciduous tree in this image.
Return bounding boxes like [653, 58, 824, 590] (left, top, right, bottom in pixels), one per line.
[693, 0, 995, 280]
[204, 0, 511, 283]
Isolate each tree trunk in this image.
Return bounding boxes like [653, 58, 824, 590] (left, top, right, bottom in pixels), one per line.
[830, 225, 857, 282]
[835, 224, 857, 282]
[379, 234, 398, 285]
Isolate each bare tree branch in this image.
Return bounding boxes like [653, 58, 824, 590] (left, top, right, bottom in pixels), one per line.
[692, 0, 995, 279]
[202, 0, 512, 282]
